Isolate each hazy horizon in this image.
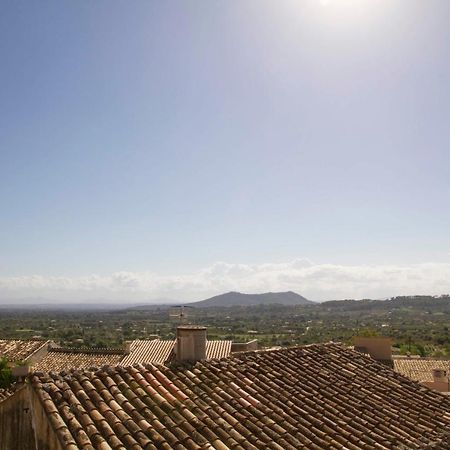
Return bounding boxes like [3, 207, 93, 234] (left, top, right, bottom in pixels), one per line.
[1, 1, 449, 303]
[1, 259, 449, 304]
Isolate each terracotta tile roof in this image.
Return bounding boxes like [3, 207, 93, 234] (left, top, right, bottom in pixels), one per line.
[0, 339, 48, 362]
[33, 348, 124, 372]
[24, 339, 233, 372]
[31, 343, 450, 449]
[121, 340, 176, 366]
[394, 357, 450, 382]
[205, 340, 232, 359]
[121, 339, 232, 366]
[0, 381, 26, 403]
[0, 388, 15, 402]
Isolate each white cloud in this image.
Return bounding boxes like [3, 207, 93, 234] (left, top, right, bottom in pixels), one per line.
[0, 259, 449, 303]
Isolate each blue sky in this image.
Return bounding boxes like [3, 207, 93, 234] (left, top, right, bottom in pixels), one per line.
[1, 0, 449, 301]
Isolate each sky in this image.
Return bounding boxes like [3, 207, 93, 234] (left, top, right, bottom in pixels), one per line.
[1, 0, 449, 303]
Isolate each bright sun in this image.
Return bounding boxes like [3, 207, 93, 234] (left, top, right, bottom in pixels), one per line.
[319, 0, 365, 6]
[317, 0, 380, 17]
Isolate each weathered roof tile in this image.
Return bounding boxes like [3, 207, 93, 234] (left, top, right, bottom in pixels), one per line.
[34, 349, 124, 372]
[121, 339, 232, 366]
[30, 343, 450, 449]
[0, 339, 48, 362]
[393, 356, 450, 382]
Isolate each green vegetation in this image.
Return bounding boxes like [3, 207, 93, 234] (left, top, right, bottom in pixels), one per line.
[0, 357, 12, 389]
[0, 295, 448, 356]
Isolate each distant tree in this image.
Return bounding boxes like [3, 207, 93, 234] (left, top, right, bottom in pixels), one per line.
[358, 329, 380, 337]
[399, 344, 426, 357]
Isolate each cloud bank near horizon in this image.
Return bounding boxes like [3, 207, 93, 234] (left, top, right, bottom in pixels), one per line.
[1, 259, 449, 304]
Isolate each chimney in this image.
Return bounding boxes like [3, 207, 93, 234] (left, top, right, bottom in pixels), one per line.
[354, 336, 392, 361]
[432, 368, 447, 382]
[124, 341, 132, 354]
[176, 326, 207, 362]
[12, 364, 30, 379]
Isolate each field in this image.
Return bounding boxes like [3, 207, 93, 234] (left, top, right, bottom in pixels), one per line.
[0, 295, 448, 357]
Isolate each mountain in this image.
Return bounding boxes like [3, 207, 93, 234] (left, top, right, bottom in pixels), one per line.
[188, 291, 313, 308]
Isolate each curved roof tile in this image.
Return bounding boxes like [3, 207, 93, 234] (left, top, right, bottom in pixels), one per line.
[31, 343, 450, 449]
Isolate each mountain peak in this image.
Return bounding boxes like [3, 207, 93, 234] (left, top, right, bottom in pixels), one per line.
[189, 291, 313, 308]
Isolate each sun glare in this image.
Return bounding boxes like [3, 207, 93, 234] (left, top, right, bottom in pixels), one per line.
[319, 0, 375, 9]
[314, 0, 385, 25]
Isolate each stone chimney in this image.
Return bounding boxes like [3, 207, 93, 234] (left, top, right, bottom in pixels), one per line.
[124, 341, 132, 355]
[175, 326, 207, 362]
[354, 337, 392, 361]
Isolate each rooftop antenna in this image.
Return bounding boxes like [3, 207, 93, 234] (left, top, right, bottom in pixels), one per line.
[169, 305, 194, 325]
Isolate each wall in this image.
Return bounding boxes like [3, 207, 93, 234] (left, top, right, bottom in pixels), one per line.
[0, 383, 65, 450]
[0, 385, 35, 450]
[30, 386, 64, 450]
[422, 380, 450, 393]
[231, 340, 259, 353]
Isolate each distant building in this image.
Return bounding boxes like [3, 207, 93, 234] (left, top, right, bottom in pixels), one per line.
[4, 327, 251, 373]
[353, 336, 450, 394]
[33, 346, 125, 372]
[0, 339, 49, 366]
[393, 356, 450, 393]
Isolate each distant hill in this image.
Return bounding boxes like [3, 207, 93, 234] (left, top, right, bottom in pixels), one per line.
[320, 295, 450, 312]
[188, 291, 313, 308]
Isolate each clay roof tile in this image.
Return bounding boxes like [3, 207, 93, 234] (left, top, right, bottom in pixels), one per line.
[29, 343, 450, 450]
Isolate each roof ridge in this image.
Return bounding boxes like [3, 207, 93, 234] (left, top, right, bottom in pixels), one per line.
[49, 346, 125, 355]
